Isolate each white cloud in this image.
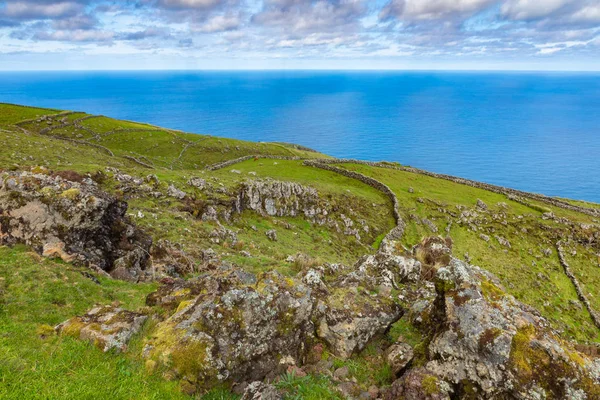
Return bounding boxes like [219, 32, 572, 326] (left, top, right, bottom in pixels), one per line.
[1, 1, 85, 20]
[253, 0, 366, 33]
[156, 0, 224, 9]
[194, 14, 240, 32]
[501, 0, 569, 20]
[380, 0, 496, 21]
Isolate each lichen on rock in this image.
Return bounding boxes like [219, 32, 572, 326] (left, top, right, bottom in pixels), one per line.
[0, 170, 152, 280]
[56, 304, 147, 352]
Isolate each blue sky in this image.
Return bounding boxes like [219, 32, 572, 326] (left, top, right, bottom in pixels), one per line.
[0, 0, 599, 70]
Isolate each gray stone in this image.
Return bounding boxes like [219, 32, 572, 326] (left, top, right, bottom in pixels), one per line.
[266, 229, 278, 241]
[56, 304, 147, 352]
[387, 342, 414, 376]
[0, 170, 151, 277]
[167, 184, 186, 199]
[241, 381, 284, 400]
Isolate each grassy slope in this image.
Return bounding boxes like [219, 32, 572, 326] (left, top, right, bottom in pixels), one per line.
[338, 163, 600, 342]
[0, 104, 384, 399]
[1, 103, 599, 398]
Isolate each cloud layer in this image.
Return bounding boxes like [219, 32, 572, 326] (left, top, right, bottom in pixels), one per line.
[0, 0, 598, 69]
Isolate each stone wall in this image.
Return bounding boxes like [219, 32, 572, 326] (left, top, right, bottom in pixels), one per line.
[303, 160, 405, 242]
[556, 242, 600, 330]
[310, 158, 600, 217]
[205, 155, 302, 171]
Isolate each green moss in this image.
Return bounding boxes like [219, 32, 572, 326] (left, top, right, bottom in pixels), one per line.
[60, 318, 85, 337]
[387, 317, 423, 347]
[422, 374, 439, 395]
[60, 188, 81, 201]
[480, 279, 505, 302]
[169, 339, 209, 382]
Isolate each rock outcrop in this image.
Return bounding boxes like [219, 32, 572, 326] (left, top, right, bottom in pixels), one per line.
[143, 268, 318, 389]
[0, 170, 151, 281]
[235, 179, 327, 221]
[56, 304, 147, 352]
[56, 234, 600, 397]
[385, 239, 600, 399]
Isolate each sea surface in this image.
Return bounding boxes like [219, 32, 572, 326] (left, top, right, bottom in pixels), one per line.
[1, 71, 599, 202]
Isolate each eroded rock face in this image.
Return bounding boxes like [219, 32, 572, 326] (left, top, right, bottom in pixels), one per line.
[235, 179, 324, 220]
[387, 342, 414, 376]
[56, 234, 600, 397]
[315, 284, 402, 359]
[56, 304, 147, 352]
[387, 255, 600, 399]
[143, 268, 318, 389]
[0, 170, 151, 280]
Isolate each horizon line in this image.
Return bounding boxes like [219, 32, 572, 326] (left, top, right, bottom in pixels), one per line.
[1, 68, 600, 73]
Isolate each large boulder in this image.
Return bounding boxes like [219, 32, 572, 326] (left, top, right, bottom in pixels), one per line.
[235, 179, 326, 220]
[142, 268, 318, 391]
[387, 254, 600, 399]
[0, 170, 151, 280]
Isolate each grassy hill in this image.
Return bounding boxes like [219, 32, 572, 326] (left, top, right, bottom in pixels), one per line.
[1, 102, 599, 399]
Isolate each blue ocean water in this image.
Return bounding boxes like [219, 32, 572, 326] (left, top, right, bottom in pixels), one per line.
[0, 71, 599, 202]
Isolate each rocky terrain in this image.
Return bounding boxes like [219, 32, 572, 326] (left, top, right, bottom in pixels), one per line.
[1, 103, 600, 399]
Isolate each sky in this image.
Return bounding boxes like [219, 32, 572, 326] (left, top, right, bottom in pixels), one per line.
[0, 0, 599, 71]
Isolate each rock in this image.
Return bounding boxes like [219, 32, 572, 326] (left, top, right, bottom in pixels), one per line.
[236, 179, 325, 220]
[494, 235, 511, 248]
[408, 187, 414, 193]
[476, 199, 488, 210]
[143, 270, 318, 388]
[316, 284, 402, 358]
[167, 184, 186, 200]
[241, 381, 284, 400]
[231, 169, 241, 174]
[542, 212, 555, 220]
[385, 368, 451, 400]
[201, 206, 219, 222]
[422, 218, 438, 233]
[479, 233, 490, 242]
[266, 229, 278, 241]
[337, 382, 361, 398]
[56, 304, 147, 352]
[394, 248, 600, 399]
[42, 241, 76, 263]
[286, 365, 306, 378]
[146, 174, 160, 185]
[367, 385, 379, 399]
[0, 170, 151, 278]
[387, 342, 414, 376]
[333, 365, 350, 381]
[187, 177, 206, 189]
[302, 268, 325, 288]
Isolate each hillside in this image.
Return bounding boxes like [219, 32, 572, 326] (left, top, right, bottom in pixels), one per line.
[1, 102, 599, 399]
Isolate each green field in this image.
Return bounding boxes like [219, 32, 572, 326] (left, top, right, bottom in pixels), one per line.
[1, 103, 599, 398]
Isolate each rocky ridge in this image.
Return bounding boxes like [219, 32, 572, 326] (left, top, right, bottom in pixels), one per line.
[0, 169, 152, 281]
[57, 234, 600, 398]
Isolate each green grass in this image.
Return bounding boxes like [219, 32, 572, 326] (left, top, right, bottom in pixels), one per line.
[2, 102, 600, 397]
[275, 373, 342, 400]
[0, 245, 190, 400]
[337, 162, 600, 343]
[0, 103, 58, 126]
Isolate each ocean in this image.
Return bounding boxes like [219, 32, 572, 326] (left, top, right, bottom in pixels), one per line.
[0, 71, 599, 202]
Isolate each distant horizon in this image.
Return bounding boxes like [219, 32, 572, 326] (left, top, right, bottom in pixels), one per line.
[2, 68, 600, 73]
[2, 71, 598, 202]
